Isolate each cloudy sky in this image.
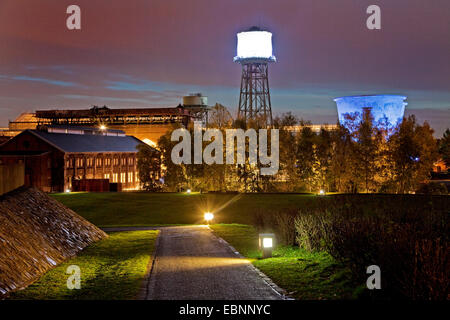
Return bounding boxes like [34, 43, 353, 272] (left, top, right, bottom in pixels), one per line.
[0, 0, 449, 135]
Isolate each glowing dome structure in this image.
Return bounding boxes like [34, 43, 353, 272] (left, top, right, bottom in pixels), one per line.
[334, 95, 407, 128]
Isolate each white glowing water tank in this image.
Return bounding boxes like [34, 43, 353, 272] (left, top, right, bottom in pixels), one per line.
[234, 27, 276, 62]
[183, 93, 208, 107]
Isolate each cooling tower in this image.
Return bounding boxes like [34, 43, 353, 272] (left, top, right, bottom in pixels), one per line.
[334, 95, 407, 128]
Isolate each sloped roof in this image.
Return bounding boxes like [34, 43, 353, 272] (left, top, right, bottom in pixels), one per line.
[46, 124, 126, 135]
[28, 130, 143, 153]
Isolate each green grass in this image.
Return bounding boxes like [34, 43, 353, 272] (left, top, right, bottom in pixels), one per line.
[10, 230, 159, 300]
[52, 192, 449, 228]
[51, 192, 316, 227]
[210, 224, 358, 300]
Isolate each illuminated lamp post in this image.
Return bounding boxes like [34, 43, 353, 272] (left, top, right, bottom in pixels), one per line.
[259, 233, 275, 258]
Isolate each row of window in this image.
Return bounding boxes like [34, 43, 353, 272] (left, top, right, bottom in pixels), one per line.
[104, 172, 139, 183]
[67, 156, 135, 168]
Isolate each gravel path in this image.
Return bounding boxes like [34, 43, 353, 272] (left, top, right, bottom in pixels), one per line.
[144, 225, 282, 300]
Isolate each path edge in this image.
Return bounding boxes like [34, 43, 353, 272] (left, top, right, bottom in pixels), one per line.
[136, 229, 161, 300]
[207, 226, 293, 301]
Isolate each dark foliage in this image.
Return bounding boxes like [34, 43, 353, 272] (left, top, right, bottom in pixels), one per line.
[253, 195, 449, 300]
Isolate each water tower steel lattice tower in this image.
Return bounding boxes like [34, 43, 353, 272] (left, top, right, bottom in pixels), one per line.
[234, 27, 276, 126]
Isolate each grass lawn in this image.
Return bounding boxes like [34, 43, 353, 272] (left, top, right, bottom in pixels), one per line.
[210, 224, 358, 300]
[10, 230, 159, 300]
[51, 192, 316, 227]
[51, 192, 448, 228]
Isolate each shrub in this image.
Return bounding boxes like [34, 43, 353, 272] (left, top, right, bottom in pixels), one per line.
[254, 195, 449, 300]
[273, 209, 297, 246]
[252, 209, 297, 246]
[306, 206, 448, 299]
[294, 210, 328, 251]
[416, 182, 448, 195]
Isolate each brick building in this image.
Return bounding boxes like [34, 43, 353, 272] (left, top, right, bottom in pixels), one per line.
[0, 126, 160, 192]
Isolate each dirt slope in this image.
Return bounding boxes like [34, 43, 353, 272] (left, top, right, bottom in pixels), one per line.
[0, 187, 107, 297]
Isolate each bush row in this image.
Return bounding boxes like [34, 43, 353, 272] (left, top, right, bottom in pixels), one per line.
[252, 196, 449, 300]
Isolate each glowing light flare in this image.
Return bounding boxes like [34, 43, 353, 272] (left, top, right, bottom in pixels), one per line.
[65, 189, 71, 193]
[319, 189, 325, 195]
[235, 31, 274, 60]
[99, 125, 107, 130]
[204, 212, 214, 222]
[186, 189, 191, 194]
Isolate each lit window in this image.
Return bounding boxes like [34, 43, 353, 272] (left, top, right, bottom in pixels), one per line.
[128, 172, 133, 182]
[120, 172, 126, 183]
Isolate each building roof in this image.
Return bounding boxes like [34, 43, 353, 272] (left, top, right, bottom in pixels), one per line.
[35, 106, 191, 118]
[28, 130, 144, 153]
[46, 124, 126, 135]
[0, 150, 49, 156]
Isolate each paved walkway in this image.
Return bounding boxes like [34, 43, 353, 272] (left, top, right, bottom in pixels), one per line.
[143, 225, 282, 300]
[101, 226, 160, 232]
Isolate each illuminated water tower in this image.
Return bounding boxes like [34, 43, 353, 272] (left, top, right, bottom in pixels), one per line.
[234, 27, 276, 126]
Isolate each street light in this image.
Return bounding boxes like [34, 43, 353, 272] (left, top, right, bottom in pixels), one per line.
[204, 212, 214, 224]
[259, 233, 275, 258]
[100, 125, 107, 130]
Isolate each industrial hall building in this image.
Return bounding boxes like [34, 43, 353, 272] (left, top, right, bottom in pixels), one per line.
[0, 125, 160, 192]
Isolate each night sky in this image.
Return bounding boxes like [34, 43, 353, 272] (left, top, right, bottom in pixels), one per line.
[0, 0, 449, 135]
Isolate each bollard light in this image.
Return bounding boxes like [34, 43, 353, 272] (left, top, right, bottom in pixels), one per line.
[65, 189, 71, 193]
[204, 212, 214, 224]
[259, 233, 275, 258]
[186, 189, 191, 194]
[318, 189, 325, 195]
[263, 237, 273, 248]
